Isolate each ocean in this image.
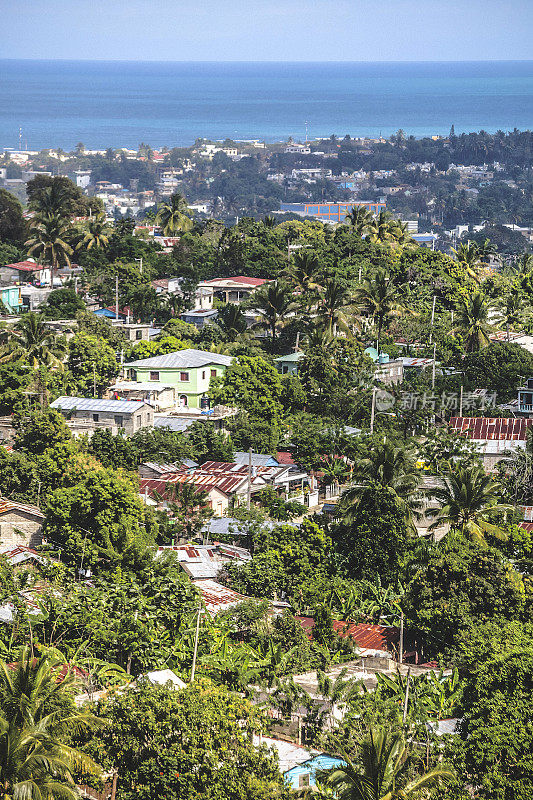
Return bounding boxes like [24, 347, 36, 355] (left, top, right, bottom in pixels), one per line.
[0, 60, 532, 151]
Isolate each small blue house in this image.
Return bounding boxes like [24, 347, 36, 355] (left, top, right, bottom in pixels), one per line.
[284, 754, 346, 790]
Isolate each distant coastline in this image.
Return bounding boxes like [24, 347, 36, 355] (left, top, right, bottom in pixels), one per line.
[1, 59, 532, 151]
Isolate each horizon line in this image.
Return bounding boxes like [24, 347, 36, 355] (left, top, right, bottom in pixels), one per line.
[1, 57, 533, 64]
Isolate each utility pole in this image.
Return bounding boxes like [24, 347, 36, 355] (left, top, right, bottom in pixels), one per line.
[190, 603, 202, 683]
[431, 341, 436, 389]
[115, 275, 119, 321]
[399, 611, 404, 664]
[459, 384, 464, 416]
[247, 447, 252, 510]
[370, 387, 377, 434]
[402, 667, 411, 724]
[429, 295, 436, 344]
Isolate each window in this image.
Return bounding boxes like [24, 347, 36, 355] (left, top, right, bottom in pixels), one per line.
[298, 775, 310, 788]
[149, 371, 159, 381]
[180, 372, 189, 382]
[135, 330, 143, 340]
[136, 415, 141, 429]
[210, 369, 217, 378]
[202, 370, 206, 380]
[92, 413, 99, 422]
[114, 415, 124, 427]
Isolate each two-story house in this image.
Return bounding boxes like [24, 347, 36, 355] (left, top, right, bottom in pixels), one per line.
[518, 377, 533, 416]
[50, 397, 154, 436]
[123, 349, 233, 410]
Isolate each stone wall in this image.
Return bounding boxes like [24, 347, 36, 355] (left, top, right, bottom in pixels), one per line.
[0, 510, 43, 549]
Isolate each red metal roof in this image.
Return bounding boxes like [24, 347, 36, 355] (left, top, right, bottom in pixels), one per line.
[4, 260, 45, 272]
[276, 451, 295, 466]
[140, 475, 237, 497]
[449, 417, 533, 441]
[296, 617, 399, 651]
[7, 659, 89, 682]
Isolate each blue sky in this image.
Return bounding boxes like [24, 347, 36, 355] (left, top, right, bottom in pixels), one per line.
[1, 0, 532, 61]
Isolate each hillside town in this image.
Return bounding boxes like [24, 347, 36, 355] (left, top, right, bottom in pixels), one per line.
[2, 127, 533, 259]
[0, 141, 533, 800]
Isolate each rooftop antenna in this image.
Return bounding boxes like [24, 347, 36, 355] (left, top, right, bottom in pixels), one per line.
[19, 127, 22, 152]
[305, 121, 309, 143]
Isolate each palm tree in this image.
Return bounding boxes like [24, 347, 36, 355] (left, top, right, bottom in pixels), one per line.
[450, 292, 492, 352]
[75, 214, 110, 251]
[476, 237, 497, 267]
[28, 183, 72, 219]
[215, 303, 248, 341]
[497, 292, 525, 341]
[26, 214, 73, 289]
[251, 281, 298, 341]
[344, 207, 374, 237]
[325, 726, 453, 800]
[353, 269, 404, 353]
[320, 457, 351, 491]
[341, 438, 422, 528]
[262, 215, 278, 228]
[515, 252, 533, 275]
[452, 241, 482, 282]
[366, 211, 396, 244]
[0, 721, 96, 800]
[427, 463, 512, 543]
[0, 647, 94, 730]
[286, 250, 323, 300]
[0, 648, 101, 800]
[2, 312, 66, 369]
[389, 220, 416, 249]
[302, 321, 335, 351]
[155, 193, 193, 236]
[318, 278, 354, 336]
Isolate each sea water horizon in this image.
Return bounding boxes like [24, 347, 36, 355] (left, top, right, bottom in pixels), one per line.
[1, 59, 532, 152]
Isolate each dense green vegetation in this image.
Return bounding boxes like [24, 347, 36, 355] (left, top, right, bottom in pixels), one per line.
[0, 175, 532, 800]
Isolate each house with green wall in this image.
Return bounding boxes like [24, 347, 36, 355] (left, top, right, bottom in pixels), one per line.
[275, 351, 304, 375]
[123, 349, 233, 410]
[0, 286, 22, 313]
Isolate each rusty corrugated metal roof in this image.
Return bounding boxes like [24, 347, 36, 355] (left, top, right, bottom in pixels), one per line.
[449, 417, 533, 441]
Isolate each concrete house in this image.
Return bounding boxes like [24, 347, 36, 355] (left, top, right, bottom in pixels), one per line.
[0, 499, 45, 549]
[449, 416, 533, 470]
[197, 276, 269, 304]
[0, 261, 51, 287]
[124, 349, 233, 410]
[50, 397, 154, 436]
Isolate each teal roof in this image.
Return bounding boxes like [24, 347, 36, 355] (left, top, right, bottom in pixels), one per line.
[275, 352, 304, 363]
[364, 346, 379, 362]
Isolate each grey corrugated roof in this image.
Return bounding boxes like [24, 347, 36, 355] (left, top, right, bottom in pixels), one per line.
[51, 396, 148, 414]
[125, 348, 233, 369]
[154, 416, 195, 433]
[234, 452, 280, 467]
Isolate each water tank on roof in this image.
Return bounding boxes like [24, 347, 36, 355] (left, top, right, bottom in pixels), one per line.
[378, 352, 389, 364]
